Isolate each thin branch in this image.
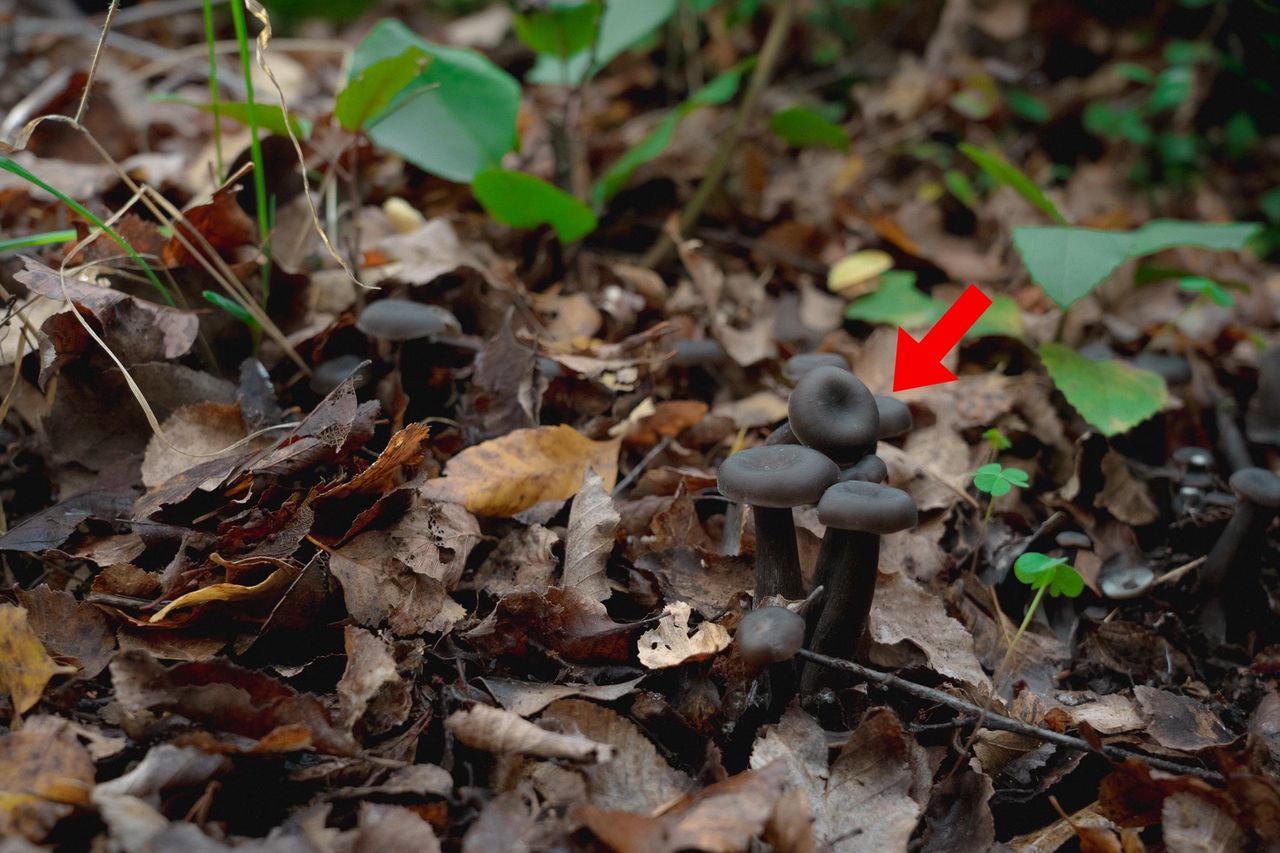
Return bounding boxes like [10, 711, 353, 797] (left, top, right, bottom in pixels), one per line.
[796, 649, 1225, 782]
[642, 0, 794, 268]
[75, 0, 121, 124]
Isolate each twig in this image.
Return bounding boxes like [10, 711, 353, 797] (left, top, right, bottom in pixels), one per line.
[796, 649, 1225, 782]
[74, 0, 120, 124]
[613, 435, 673, 496]
[641, 0, 794, 269]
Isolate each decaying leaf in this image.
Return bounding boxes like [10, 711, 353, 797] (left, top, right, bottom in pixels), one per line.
[563, 469, 619, 601]
[0, 716, 95, 840]
[637, 601, 731, 669]
[446, 702, 615, 763]
[0, 605, 75, 718]
[421, 425, 620, 517]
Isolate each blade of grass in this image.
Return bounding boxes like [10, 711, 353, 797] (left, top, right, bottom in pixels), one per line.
[0, 229, 77, 254]
[0, 157, 173, 305]
[203, 0, 225, 177]
[228, 0, 272, 301]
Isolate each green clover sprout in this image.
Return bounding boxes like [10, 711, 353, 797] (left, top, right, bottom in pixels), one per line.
[999, 551, 1084, 677]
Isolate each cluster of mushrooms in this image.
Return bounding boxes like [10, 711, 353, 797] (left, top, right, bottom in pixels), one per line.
[717, 358, 918, 691]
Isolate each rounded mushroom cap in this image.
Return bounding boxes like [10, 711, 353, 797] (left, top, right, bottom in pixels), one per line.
[1054, 530, 1092, 550]
[718, 445, 839, 508]
[736, 606, 805, 666]
[1229, 467, 1280, 509]
[1173, 446, 1214, 488]
[840, 454, 888, 484]
[1098, 560, 1155, 600]
[817, 480, 917, 534]
[669, 338, 728, 368]
[874, 395, 913, 439]
[356, 300, 461, 342]
[310, 355, 372, 395]
[783, 352, 848, 385]
[788, 365, 879, 463]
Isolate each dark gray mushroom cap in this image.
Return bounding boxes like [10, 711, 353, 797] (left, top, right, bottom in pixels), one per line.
[817, 480, 917, 534]
[1230, 467, 1280, 509]
[1055, 531, 1092, 550]
[783, 352, 848, 384]
[1098, 561, 1155, 600]
[874, 395, 913, 439]
[840, 454, 888, 484]
[356, 300, 461, 342]
[788, 365, 880, 463]
[718, 445, 839, 508]
[310, 355, 372, 395]
[1173, 446, 1214, 488]
[669, 338, 728, 368]
[1131, 351, 1191, 386]
[736, 606, 805, 665]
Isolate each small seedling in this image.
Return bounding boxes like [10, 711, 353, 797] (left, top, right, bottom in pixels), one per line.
[1178, 275, 1235, 309]
[982, 427, 1011, 459]
[970, 462, 1029, 572]
[999, 552, 1084, 675]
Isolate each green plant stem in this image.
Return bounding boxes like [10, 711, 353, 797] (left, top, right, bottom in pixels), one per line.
[0, 157, 173, 306]
[203, 0, 225, 177]
[0, 229, 77, 254]
[969, 496, 995, 573]
[642, 0, 793, 268]
[227, 0, 272, 304]
[998, 582, 1048, 677]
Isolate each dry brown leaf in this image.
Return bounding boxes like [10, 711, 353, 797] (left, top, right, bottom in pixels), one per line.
[1133, 686, 1234, 753]
[1161, 791, 1245, 853]
[563, 469, 619, 601]
[638, 601, 731, 669]
[389, 500, 483, 587]
[336, 626, 410, 735]
[330, 530, 462, 636]
[446, 703, 615, 763]
[0, 605, 75, 718]
[421, 425, 620, 517]
[0, 716, 95, 841]
[15, 585, 116, 678]
[481, 676, 644, 718]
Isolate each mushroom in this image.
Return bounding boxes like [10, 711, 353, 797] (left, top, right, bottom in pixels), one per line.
[1098, 558, 1155, 600]
[783, 352, 848, 385]
[309, 355, 373, 395]
[736, 606, 806, 666]
[1246, 345, 1280, 446]
[669, 338, 728, 369]
[787, 365, 880, 464]
[356, 299, 461, 342]
[1200, 467, 1280, 638]
[839, 454, 888, 484]
[874, 395, 913, 441]
[1131, 351, 1191, 386]
[1172, 446, 1215, 489]
[717, 445, 839, 600]
[805, 480, 917, 682]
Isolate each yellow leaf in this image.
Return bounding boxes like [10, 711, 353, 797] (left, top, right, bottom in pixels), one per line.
[421, 425, 620, 517]
[149, 566, 297, 623]
[0, 606, 74, 718]
[828, 249, 894, 293]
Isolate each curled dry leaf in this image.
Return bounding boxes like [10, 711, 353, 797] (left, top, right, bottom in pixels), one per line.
[336, 626, 410, 734]
[421, 424, 620, 517]
[446, 702, 615, 763]
[563, 469, 620, 601]
[0, 604, 76, 718]
[638, 601, 731, 670]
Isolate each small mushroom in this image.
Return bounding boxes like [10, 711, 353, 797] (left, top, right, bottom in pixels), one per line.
[1098, 558, 1155, 600]
[874, 395, 913, 441]
[736, 606, 806, 666]
[783, 352, 848, 385]
[1172, 446, 1215, 489]
[309, 355, 372, 395]
[356, 299, 461, 342]
[839, 454, 888, 484]
[1246, 345, 1280, 446]
[1055, 531, 1091, 551]
[669, 338, 728, 369]
[787, 365, 880, 464]
[717, 445, 839, 600]
[1200, 467, 1280, 638]
[805, 480, 917, 684]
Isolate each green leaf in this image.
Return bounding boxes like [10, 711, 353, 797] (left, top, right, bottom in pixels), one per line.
[592, 64, 745, 207]
[1014, 552, 1083, 597]
[202, 290, 259, 328]
[335, 46, 432, 132]
[958, 143, 1067, 225]
[844, 271, 934, 326]
[1038, 343, 1168, 436]
[943, 169, 978, 209]
[1011, 220, 1260, 309]
[982, 427, 1011, 452]
[528, 0, 677, 86]
[1178, 276, 1235, 307]
[153, 96, 311, 138]
[1113, 62, 1155, 85]
[473, 168, 597, 242]
[1084, 102, 1152, 145]
[971, 464, 1028, 498]
[966, 295, 1024, 341]
[1003, 88, 1049, 123]
[0, 228, 76, 254]
[1148, 65, 1194, 112]
[768, 106, 849, 152]
[514, 1, 602, 59]
[351, 19, 521, 183]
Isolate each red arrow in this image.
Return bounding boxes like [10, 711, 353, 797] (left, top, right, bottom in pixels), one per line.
[892, 284, 992, 392]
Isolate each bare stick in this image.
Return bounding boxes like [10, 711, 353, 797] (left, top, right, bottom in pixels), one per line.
[796, 649, 1223, 782]
[642, 0, 794, 268]
[75, 0, 121, 124]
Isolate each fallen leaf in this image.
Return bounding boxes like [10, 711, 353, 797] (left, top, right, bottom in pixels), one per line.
[330, 530, 461, 636]
[336, 626, 410, 735]
[16, 585, 116, 678]
[481, 676, 644, 717]
[465, 587, 634, 663]
[446, 702, 615, 763]
[0, 716, 95, 840]
[1133, 686, 1234, 753]
[0, 605, 75, 718]
[421, 425, 620, 517]
[563, 469, 619, 601]
[638, 601, 731, 669]
[350, 802, 442, 853]
[828, 249, 894, 293]
[1162, 791, 1245, 853]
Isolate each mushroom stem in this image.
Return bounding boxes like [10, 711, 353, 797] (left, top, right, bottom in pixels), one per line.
[752, 505, 804, 600]
[803, 530, 878, 692]
[1198, 467, 1280, 640]
[1201, 502, 1267, 591]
